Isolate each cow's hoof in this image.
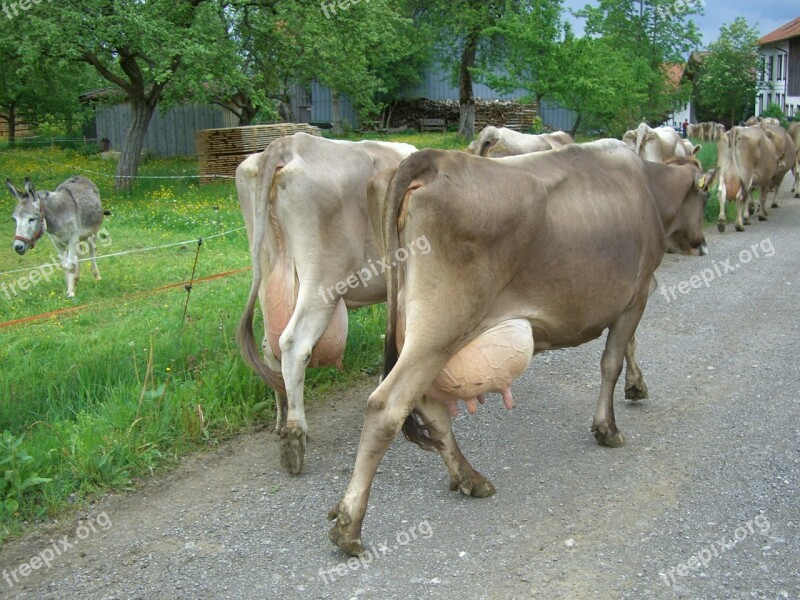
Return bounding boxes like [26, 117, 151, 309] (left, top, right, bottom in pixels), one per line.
[592, 423, 626, 447]
[771, 203, 779, 208]
[280, 426, 306, 474]
[625, 381, 649, 401]
[758, 215, 768, 221]
[717, 221, 726, 233]
[327, 506, 364, 556]
[450, 470, 496, 498]
[735, 224, 745, 232]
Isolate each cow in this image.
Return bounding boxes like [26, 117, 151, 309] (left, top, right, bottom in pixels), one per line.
[714, 126, 778, 232]
[236, 133, 417, 474]
[465, 126, 573, 157]
[7, 176, 107, 298]
[760, 124, 798, 208]
[327, 140, 712, 555]
[789, 122, 800, 197]
[681, 139, 702, 157]
[745, 116, 780, 127]
[622, 123, 687, 162]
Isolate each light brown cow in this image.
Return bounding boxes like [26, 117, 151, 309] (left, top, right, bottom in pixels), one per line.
[236, 133, 416, 473]
[328, 140, 711, 555]
[465, 125, 573, 157]
[785, 121, 800, 198]
[715, 126, 778, 232]
[760, 124, 798, 208]
[623, 123, 687, 162]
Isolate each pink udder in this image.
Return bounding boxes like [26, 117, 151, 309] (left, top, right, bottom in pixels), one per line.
[400, 318, 533, 416]
[264, 265, 348, 369]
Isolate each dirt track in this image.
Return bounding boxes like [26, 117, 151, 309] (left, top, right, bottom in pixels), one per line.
[1, 179, 798, 600]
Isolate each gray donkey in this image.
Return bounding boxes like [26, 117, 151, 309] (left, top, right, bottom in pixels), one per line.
[7, 176, 108, 298]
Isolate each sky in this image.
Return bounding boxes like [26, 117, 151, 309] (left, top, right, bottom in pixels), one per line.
[561, 0, 799, 50]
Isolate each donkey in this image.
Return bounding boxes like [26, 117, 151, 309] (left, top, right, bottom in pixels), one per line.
[7, 176, 107, 298]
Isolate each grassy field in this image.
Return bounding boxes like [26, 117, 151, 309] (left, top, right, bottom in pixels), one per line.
[0, 131, 727, 543]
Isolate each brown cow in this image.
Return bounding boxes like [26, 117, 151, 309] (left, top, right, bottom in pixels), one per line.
[328, 140, 711, 554]
[715, 126, 779, 232]
[760, 124, 798, 208]
[236, 133, 416, 473]
[786, 121, 800, 198]
[465, 126, 573, 157]
[622, 123, 687, 163]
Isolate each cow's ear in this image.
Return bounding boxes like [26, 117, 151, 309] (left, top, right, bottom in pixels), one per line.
[6, 179, 20, 199]
[23, 177, 35, 196]
[697, 169, 715, 191]
[692, 144, 702, 156]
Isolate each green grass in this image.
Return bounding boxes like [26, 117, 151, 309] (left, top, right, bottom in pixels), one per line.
[0, 144, 389, 542]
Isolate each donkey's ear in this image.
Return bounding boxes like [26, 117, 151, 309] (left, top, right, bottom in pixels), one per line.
[23, 177, 35, 195]
[6, 179, 20, 199]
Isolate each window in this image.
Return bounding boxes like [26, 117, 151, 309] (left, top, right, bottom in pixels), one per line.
[777, 54, 783, 80]
[768, 55, 774, 80]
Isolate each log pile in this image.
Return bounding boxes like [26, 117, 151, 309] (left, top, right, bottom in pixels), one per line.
[196, 123, 320, 183]
[386, 98, 537, 132]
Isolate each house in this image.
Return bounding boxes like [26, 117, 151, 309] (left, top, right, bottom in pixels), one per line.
[755, 16, 800, 118]
[661, 62, 695, 129]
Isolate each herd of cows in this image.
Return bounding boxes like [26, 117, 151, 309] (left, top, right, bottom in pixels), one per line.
[233, 117, 800, 555]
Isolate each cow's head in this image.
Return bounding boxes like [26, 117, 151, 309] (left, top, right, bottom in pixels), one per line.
[6, 177, 45, 254]
[664, 158, 713, 256]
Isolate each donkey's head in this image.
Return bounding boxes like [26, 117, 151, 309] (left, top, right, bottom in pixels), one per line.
[6, 177, 45, 254]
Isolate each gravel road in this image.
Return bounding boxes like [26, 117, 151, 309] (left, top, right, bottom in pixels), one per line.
[1, 180, 798, 600]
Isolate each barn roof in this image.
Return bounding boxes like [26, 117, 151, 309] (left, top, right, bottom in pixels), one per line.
[758, 16, 800, 45]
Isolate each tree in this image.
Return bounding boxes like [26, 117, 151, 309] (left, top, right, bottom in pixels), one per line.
[479, 0, 566, 118]
[553, 31, 645, 137]
[0, 33, 93, 144]
[578, 0, 702, 124]
[412, 0, 513, 140]
[24, 1, 243, 191]
[696, 18, 761, 125]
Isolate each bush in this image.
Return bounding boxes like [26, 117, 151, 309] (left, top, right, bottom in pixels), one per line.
[761, 103, 788, 128]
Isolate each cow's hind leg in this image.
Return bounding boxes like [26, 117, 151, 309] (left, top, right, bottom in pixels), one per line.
[592, 300, 647, 447]
[329, 346, 449, 555]
[716, 179, 727, 232]
[278, 293, 342, 474]
[624, 335, 648, 400]
[414, 396, 495, 498]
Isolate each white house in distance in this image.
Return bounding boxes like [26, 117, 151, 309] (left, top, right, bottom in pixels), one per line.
[661, 62, 694, 129]
[755, 16, 800, 118]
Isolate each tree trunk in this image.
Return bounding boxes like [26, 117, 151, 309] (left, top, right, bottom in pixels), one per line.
[458, 32, 479, 141]
[115, 98, 155, 192]
[570, 112, 582, 138]
[7, 102, 16, 145]
[331, 91, 343, 135]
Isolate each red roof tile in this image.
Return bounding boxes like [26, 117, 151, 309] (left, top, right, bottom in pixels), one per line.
[759, 16, 800, 45]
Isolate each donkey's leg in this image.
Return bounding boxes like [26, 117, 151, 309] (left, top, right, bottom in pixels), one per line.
[61, 237, 80, 298]
[278, 289, 342, 474]
[88, 235, 101, 281]
[592, 294, 648, 447]
[414, 395, 496, 498]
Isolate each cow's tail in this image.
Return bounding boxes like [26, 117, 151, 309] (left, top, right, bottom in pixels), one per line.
[381, 150, 443, 452]
[236, 148, 287, 394]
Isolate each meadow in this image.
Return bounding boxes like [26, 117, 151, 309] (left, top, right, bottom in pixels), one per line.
[0, 131, 722, 543]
